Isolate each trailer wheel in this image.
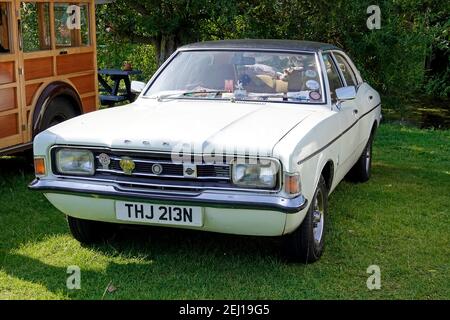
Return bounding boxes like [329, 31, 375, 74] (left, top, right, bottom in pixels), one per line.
[38, 96, 79, 132]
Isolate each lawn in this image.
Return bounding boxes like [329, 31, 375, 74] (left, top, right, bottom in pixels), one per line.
[0, 124, 449, 300]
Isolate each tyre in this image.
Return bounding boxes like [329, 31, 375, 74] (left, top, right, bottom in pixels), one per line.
[38, 96, 78, 132]
[349, 134, 373, 183]
[67, 216, 117, 244]
[283, 175, 328, 263]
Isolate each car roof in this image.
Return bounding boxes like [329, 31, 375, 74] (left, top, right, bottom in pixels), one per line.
[179, 39, 340, 52]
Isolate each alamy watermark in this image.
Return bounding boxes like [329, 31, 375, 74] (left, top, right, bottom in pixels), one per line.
[66, 265, 81, 290]
[367, 5, 381, 30]
[66, 5, 82, 30]
[366, 265, 381, 290]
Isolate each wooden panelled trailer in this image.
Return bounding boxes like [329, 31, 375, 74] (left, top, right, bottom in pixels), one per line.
[0, 0, 98, 155]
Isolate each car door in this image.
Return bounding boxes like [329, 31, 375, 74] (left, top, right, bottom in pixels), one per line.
[333, 51, 370, 158]
[322, 52, 360, 176]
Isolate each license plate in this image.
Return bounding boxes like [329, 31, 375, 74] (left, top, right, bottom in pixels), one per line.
[115, 201, 203, 227]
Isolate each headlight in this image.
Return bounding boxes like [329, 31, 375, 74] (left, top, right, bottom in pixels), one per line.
[231, 160, 279, 189]
[56, 149, 95, 175]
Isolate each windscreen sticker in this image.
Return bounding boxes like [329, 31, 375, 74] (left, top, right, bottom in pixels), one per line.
[309, 91, 322, 100]
[306, 80, 320, 90]
[305, 69, 317, 78]
[225, 80, 234, 92]
[287, 91, 309, 100]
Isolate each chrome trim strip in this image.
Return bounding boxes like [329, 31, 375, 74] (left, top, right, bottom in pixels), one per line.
[96, 168, 230, 181]
[0, 142, 33, 156]
[29, 178, 308, 214]
[98, 155, 229, 167]
[50, 175, 281, 193]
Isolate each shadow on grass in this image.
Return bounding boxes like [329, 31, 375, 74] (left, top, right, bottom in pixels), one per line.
[0, 250, 157, 299]
[0, 154, 33, 175]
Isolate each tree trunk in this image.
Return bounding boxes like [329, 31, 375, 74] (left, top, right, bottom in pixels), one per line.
[154, 34, 178, 66]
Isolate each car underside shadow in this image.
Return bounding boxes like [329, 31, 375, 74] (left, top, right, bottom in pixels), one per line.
[99, 225, 284, 261]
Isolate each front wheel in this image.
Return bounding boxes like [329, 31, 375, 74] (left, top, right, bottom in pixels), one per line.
[67, 216, 117, 244]
[283, 175, 328, 263]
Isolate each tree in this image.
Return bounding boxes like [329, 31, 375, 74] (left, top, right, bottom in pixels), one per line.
[98, 0, 238, 65]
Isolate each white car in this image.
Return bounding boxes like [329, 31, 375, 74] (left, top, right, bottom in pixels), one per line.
[30, 40, 381, 263]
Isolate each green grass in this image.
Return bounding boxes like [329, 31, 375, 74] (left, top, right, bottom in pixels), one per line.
[0, 124, 449, 300]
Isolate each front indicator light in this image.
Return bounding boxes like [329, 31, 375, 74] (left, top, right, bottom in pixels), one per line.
[285, 173, 301, 195]
[34, 157, 46, 176]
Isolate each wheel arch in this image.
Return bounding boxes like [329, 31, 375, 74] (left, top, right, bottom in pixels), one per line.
[320, 160, 335, 193]
[371, 120, 378, 135]
[30, 81, 83, 137]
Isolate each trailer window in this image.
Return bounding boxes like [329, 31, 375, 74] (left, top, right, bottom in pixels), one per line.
[54, 3, 90, 48]
[0, 2, 11, 53]
[21, 2, 51, 52]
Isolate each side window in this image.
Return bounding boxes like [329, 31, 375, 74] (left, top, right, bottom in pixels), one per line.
[21, 2, 51, 52]
[0, 2, 11, 53]
[334, 53, 357, 87]
[54, 3, 90, 48]
[323, 53, 343, 103]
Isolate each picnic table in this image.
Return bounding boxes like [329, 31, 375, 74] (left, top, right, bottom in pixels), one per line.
[98, 69, 142, 106]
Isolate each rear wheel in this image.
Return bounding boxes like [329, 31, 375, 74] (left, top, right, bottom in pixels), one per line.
[349, 135, 373, 183]
[38, 96, 78, 132]
[283, 175, 328, 263]
[67, 216, 117, 244]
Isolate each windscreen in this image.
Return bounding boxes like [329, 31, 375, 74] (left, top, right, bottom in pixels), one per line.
[145, 50, 325, 104]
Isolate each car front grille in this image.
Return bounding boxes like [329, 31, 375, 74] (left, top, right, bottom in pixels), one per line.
[50, 147, 280, 193]
[94, 151, 231, 181]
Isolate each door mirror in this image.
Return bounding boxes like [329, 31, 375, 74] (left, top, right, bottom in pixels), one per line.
[131, 81, 146, 94]
[336, 86, 356, 101]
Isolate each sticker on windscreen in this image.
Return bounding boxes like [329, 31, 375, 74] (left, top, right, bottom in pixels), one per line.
[309, 91, 322, 101]
[305, 69, 317, 78]
[225, 80, 234, 92]
[306, 80, 320, 90]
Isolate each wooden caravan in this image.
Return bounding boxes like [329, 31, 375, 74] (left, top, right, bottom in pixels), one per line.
[0, 0, 98, 155]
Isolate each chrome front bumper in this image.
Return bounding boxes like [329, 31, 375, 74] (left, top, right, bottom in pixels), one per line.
[29, 178, 308, 214]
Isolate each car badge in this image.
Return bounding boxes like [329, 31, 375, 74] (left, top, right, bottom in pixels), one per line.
[183, 163, 197, 178]
[120, 157, 135, 175]
[98, 153, 111, 170]
[152, 164, 163, 175]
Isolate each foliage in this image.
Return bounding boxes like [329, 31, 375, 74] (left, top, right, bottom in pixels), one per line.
[95, 0, 450, 107]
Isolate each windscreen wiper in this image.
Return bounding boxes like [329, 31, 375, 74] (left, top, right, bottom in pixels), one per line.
[156, 90, 228, 101]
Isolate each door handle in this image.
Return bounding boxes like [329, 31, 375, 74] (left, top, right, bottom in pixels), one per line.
[59, 50, 68, 55]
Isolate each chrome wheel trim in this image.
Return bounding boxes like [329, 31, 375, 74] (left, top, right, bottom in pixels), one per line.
[312, 188, 325, 244]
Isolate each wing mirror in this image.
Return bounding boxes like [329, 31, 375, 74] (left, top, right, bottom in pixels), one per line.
[336, 86, 357, 101]
[131, 81, 147, 94]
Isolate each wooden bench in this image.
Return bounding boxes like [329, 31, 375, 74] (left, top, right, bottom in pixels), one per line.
[99, 94, 127, 106]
